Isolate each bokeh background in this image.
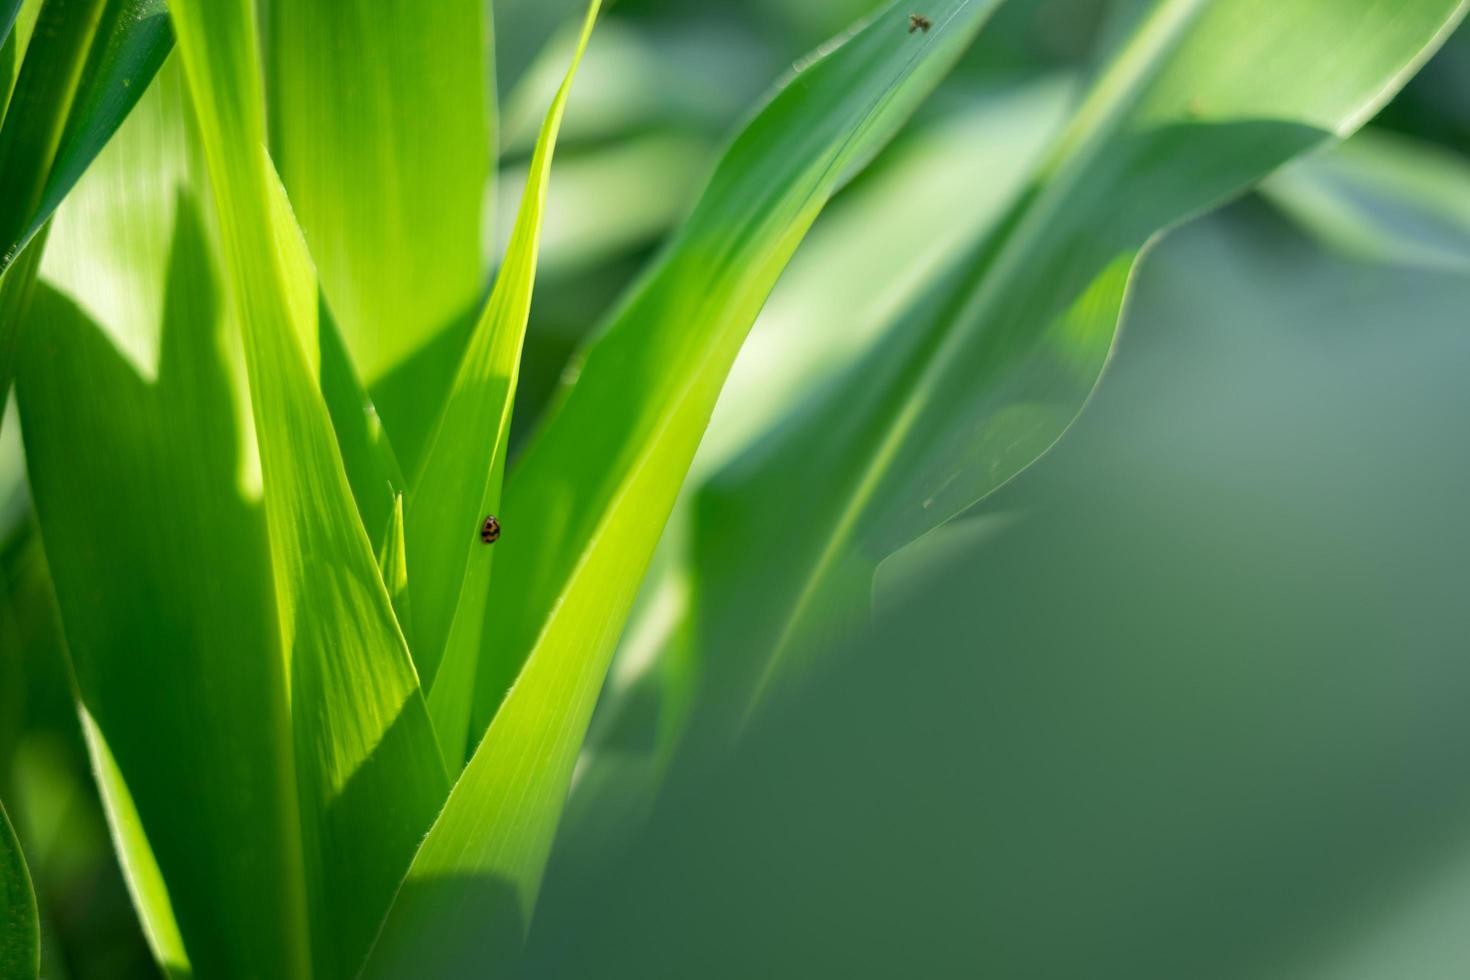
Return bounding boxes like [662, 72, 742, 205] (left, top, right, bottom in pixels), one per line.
[4, 1, 1469, 976]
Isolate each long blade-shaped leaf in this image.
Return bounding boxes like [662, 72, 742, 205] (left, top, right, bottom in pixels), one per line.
[0, 799, 37, 980]
[166, 2, 449, 975]
[364, 5, 1004, 976]
[19, 60, 306, 979]
[266, 0, 490, 387]
[473, 0, 1003, 748]
[680, 0, 1470, 747]
[408, 0, 599, 771]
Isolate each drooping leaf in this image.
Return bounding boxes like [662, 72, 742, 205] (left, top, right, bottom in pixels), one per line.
[166, 1, 450, 974]
[0, 798, 37, 980]
[363, 5, 1005, 976]
[408, 0, 600, 771]
[678, 0, 1470, 750]
[265, 0, 490, 387]
[19, 60, 304, 979]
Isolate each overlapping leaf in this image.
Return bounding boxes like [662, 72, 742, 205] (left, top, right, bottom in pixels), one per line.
[407, 0, 600, 770]
[363, 5, 1006, 976]
[167, 1, 449, 975]
[19, 61, 302, 979]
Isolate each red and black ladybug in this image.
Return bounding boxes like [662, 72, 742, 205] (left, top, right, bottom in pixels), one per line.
[480, 515, 502, 544]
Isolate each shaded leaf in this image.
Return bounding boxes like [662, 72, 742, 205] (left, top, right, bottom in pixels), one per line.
[364, 5, 1007, 977]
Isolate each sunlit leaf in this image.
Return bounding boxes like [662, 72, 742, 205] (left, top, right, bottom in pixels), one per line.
[363, 5, 1006, 976]
[407, 0, 599, 770]
[265, 0, 490, 388]
[167, 1, 450, 974]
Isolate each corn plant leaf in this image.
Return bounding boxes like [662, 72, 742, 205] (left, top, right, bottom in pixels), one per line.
[408, 0, 599, 771]
[265, 0, 490, 388]
[0, 799, 37, 980]
[167, 2, 450, 975]
[18, 61, 305, 979]
[472, 0, 1004, 744]
[677, 0, 1470, 747]
[363, 5, 1005, 976]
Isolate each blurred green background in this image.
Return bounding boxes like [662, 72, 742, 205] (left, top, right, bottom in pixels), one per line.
[4, 1, 1470, 976]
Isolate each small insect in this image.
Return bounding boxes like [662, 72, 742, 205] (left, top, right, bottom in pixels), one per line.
[909, 12, 933, 33]
[480, 515, 502, 545]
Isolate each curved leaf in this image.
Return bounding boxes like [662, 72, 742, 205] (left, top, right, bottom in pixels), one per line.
[364, 5, 1006, 976]
[680, 0, 1470, 747]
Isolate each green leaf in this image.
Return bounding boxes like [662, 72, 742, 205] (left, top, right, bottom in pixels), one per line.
[19, 60, 302, 979]
[407, 0, 599, 771]
[678, 0, 1470, 747]
[166, 1, 450, 974]
[0, 0, 172, 272]
[265, 0, 491, 387]
[0, 0, 171, 426]
[473, 0, 1005, 750]
[0, 799, 37, 980]
[364, 4, 1005, 975]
